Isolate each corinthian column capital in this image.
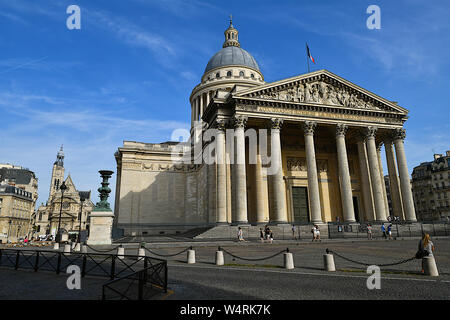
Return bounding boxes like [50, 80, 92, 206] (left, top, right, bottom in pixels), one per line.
[303, 121, 317, 136]
[391, 128, 406, 141]
[363, 126, 377, 140]
[213, 118, 227, 132]
[335, 123, 348, 138]
[233, 115, 247, 129]
[269, 118, 283, 130]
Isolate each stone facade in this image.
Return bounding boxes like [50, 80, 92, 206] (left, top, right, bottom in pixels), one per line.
[0, 164, 38, 242]
[412, 151, 450, 221]
[0, 185, 34, 243]
[114, 21, 418, 236]
[34, 147, 94, 238]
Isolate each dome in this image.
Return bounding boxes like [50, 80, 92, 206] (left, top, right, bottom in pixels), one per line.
[205, 46, 260, 73]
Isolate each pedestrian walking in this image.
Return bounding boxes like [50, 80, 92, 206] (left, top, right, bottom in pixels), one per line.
[269, 231, 274, 244]
[311, 225, 316, 241]
[387, 224, 393, 240]
[259, 228, 264, 242]
[291, 224, 296, 240]
[367, 224, 373, 240]
[381, 224, 387, 239]
[264, 225, 270, 241]
[315, 225, 321, 241]
[237, 227, 244, 242]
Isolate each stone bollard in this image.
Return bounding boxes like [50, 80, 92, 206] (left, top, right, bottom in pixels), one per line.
[423, 256, 439, 276]
[53, 242, 60, 250]
[187, 249, 196, 264]
[284, 249, 294, 270]
[64, 243, 71, 255]
[215, 250, 224, 266]
[117, 246, 125, 259]
[81, 244, 88, 254]
[323, 253, 336, 272]
[73, 242, 81, 252]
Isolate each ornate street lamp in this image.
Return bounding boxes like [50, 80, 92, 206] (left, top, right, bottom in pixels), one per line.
[56, 181, 67, 243]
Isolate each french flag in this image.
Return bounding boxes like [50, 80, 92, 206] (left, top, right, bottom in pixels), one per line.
[306, 43, 315, 64]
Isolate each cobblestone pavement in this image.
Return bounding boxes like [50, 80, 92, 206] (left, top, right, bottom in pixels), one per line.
[0, 237, 448, 299]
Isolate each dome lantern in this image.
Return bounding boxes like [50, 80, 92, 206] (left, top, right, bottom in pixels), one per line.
[223, 14, 240, 48]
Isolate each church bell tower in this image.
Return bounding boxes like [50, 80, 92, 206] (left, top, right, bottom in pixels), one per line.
[49, 145, 65, 199]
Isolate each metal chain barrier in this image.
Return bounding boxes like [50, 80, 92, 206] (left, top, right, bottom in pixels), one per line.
[85, 244, 121, 253]
[219, 247, 289, 262]
[326, 248, 417, 267]
[144, 246, 192, 257]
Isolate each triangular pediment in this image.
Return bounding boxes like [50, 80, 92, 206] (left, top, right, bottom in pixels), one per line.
[233, 69, 408, 115]
[63, 175, 79, 197]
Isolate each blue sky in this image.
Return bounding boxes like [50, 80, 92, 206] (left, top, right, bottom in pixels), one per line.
[0, 0, 449, 208]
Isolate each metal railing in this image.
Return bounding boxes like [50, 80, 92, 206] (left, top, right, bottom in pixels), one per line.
[102, 263, 167, 300]
[0, 248, 167, 285]
[327, 221, 450, 239]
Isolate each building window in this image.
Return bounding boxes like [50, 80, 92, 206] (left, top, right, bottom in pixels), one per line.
[250, 73, 255, 78]
[239, 71, 244, 77]
[216, 72, 220, 78]
[226, 71, 232, 77]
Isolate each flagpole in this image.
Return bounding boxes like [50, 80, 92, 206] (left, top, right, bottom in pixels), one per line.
[306, 42, 310, 73]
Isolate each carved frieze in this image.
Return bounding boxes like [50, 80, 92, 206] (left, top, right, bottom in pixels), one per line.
[287, 157, 306, 171]
[256, 80, 382, 111]
[287, 157, 328, 172]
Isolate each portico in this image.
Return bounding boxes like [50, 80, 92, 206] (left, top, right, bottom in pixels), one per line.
[114, 21, 417, 237]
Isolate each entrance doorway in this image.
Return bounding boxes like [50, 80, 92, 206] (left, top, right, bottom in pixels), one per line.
[352, 196, 360, 222]
[292, 187, 310, 223]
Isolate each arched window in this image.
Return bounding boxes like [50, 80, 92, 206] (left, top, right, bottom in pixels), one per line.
[216, 72, 220, 78]
[227, 71, 232, 77]
[239, 71, 244, 77]
[250, 73, 255, 78]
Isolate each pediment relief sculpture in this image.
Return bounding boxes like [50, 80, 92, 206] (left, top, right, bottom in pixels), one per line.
[255, 80, 382, 111]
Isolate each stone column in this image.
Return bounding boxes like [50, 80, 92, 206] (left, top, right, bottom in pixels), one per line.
[356, 138, 375, 221]
[233, 115, 248, 224]
[190, 100, 194, 128]
[269, 118, 288, 224]
[215, 119, 228, 224]
[377, 143, 390, 217]
[226, 149, 232, 223]
[199, 95, 203, 123]
[303, 121, 322, 223]
[384, 139, 404, 219]
[335, 124, 356, 222]
[364, 127, 387, 222]
[206, 92, 210, 112]
[254, 146, 267, 224]
[392, 128, 417, 222]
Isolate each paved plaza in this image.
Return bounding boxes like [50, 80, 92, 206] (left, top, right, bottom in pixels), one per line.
[0, 237, 449, 300]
